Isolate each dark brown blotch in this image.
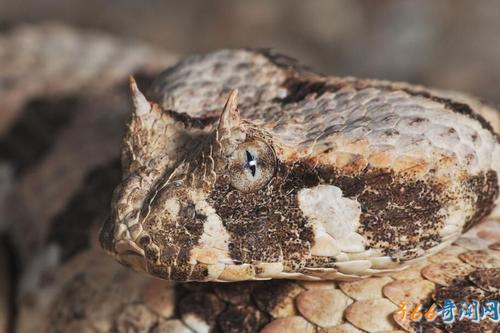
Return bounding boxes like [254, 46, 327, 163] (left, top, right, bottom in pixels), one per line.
[0, 95, 79, 175]
[401, 89, 498, 140]
[141, 189, 206, 281]
[210, 161, 316, 270]
[218, 305, 269, 333]
[213, 282, 255, 305]
[251, 280, 300, 315]
[463, 170, 499, 231]
[179, 292, 226, 330]
[278, 78, 342, 105]
[469, 268, 500, 292]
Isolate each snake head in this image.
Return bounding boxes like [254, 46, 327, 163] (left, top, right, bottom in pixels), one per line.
[100, 79, 295, 281]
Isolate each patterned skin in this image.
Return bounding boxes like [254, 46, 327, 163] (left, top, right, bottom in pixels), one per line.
[2, 29, 498, 332]
[100, 49, 500, 282]
[28, 220, 500, 333]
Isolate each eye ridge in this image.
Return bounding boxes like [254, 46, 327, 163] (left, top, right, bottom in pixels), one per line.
[245, 150, 257, 177]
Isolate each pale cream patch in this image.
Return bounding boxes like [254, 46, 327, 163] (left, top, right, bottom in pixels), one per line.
[164, 197, 180, 218]
[189, 196, 233, 265]
[298, 185, 365, 253]
[310, 234, 341, 257]
[437, 200, 475, 241]
[206, 263, 225, 280]
[255, 262, 284, 278]
[336, 233, 366, 253]
[445, 208, 467, 225]
[182, 313, 210, 333]
[219, 264, 255, 281]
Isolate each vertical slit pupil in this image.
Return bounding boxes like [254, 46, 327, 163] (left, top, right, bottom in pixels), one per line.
[245, 150, 257, 177]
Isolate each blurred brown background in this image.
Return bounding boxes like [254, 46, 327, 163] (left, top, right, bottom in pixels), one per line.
[1, 0, 499, 105]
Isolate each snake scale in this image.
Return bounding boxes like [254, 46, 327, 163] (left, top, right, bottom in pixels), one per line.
[1, 24, 499, 333]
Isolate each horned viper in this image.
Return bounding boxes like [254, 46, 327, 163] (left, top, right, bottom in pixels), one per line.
[2, 25, 499, 333]
[101, 49, 499, 283]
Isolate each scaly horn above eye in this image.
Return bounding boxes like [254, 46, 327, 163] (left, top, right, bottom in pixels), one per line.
[218, 89, 241, 138]
[128, 75, 150, 116]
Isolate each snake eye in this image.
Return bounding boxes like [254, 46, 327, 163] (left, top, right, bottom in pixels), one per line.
[228, 140, 276, 193]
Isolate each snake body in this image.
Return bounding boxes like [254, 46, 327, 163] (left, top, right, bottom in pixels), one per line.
[102, 49, 499, 282]
[1, 25, 499, 333]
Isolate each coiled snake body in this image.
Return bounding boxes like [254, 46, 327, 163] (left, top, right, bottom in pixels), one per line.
[2, 25, 499, 333]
